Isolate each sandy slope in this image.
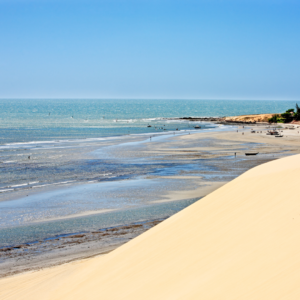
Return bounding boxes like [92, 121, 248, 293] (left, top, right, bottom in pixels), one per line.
[225, 113, 274, 122]
[2, 154, 300, 299]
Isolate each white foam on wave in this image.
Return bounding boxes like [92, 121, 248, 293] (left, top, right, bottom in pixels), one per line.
[54, 180, 76, 185]
[141, 117, 164, 122]
[10, 183, 29, 188]
[113, 119, 135, 123]
[4, 141, 54, 146]
[32, 184, 51, 188]
[0, 189, 14, 193]
[0, 136, 121, 150]
[32, 180, 77, 189]
[2, 181, 39, 191]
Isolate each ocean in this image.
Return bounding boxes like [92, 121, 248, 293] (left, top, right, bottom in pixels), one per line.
[0, 99, 296, 144]
[0, 99, 296, 247]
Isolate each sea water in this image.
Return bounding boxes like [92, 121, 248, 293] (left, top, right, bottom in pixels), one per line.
[0, 99, 296, 144]
[0, 99, 296, 246]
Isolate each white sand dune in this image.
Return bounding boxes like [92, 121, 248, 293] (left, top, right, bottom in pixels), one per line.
[2, 154, 300, 299]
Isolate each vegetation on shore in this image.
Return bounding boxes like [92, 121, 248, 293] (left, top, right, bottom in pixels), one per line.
[268, 104, 300, 123]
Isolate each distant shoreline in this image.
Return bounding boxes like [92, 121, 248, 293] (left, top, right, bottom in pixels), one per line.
[178, 113, 300, 125]
[178, 115, 265, 124]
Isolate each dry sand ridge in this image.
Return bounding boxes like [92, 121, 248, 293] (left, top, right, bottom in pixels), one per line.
[2, 153, 300, 299]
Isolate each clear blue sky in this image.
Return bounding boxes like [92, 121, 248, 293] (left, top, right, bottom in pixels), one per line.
[0, 0, 299, 99]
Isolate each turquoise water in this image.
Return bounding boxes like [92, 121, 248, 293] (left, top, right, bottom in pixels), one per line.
[0, 99, 295, 247]
[0, 99, 296, 144]
[0, 198, 199, 247]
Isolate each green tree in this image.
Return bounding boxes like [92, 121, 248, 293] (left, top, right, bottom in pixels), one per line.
[268, 114, 280, 123]
[294, 103, 300, 121]
[281, 110, 294, 123]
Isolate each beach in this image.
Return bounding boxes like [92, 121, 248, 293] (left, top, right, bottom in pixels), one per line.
[2, 98, 300, 280]
[1, 0, 299, 296]
[1, 132, 300, 299]
[1, 123, 300, 279]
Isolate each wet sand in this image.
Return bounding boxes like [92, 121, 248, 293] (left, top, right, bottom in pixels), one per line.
[2, 144, 300, 299]
[0, 219, 162, 278]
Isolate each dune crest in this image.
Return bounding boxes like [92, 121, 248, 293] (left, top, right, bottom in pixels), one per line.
[2, 154, 300, 299]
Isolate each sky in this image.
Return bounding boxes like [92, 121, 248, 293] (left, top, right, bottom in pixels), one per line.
[0, 0, 299, 100]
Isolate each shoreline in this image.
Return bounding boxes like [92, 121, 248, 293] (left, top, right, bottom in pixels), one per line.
[2, 152, 300, 299]
[0, 218, 164, 279]
[179, 113, 300, 125]
[2, 125, 300, 278]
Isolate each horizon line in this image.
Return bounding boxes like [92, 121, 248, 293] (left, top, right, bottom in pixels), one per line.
[0, 98, 299, 101]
